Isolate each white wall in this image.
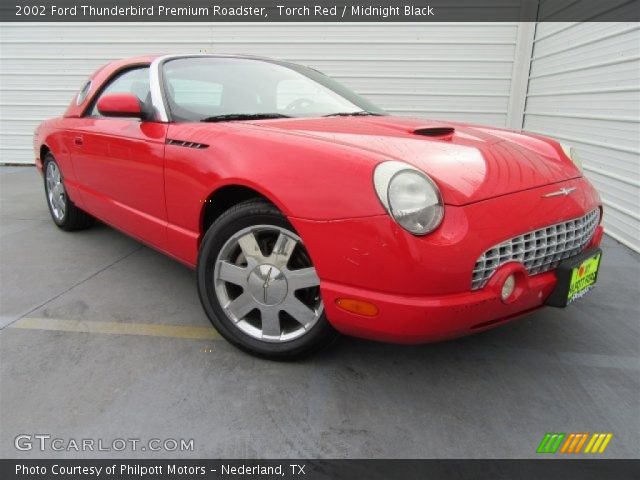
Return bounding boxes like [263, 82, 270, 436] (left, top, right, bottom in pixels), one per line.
[0, 22, 521, 164]
[523, 22, 640, 251]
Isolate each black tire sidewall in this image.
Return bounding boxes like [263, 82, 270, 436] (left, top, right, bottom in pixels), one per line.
[197, 201, 336, 359]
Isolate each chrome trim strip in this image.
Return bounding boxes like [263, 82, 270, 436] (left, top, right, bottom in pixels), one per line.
[149, 55, 172, 122]
[76, 80, 92, 106]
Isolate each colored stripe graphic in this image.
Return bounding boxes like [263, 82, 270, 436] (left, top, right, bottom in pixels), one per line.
[574, 433, 590, 453]
[560, 433, 589, 453]
[538, 433, 612, 454]
[584, 433, 613, 453]
[560, 434, 575, 453]
[537, 433, 566, 453]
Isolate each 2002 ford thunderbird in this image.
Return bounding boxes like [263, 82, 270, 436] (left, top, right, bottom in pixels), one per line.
[34, 54, 604, 358]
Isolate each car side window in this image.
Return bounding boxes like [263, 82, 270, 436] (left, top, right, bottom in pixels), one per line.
[87, 67, 150, 117]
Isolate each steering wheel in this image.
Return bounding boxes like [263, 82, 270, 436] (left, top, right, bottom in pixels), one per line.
[285, 98, 315, 111]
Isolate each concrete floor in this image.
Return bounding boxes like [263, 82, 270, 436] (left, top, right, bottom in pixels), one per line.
[1, 165, 638, 459]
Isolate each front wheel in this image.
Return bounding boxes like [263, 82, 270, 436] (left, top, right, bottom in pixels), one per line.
[43, 153, 94, 231]
[197, 200, 338, 359]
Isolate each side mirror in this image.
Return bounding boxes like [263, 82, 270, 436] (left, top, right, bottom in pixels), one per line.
[97, 93, 147, 119]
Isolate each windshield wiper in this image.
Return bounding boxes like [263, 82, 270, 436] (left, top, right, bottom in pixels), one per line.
[323, 111, 383, 117]
[201, 113, 291, 122]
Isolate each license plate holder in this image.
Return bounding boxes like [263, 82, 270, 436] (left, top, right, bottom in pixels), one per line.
[546, 248, 602, 308]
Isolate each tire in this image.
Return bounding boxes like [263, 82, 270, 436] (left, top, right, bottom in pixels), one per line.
[197, 199, 338, 359]
[43, 153, 94, 231]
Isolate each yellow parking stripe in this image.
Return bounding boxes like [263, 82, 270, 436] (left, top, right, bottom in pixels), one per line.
[9, 317, 220, 341]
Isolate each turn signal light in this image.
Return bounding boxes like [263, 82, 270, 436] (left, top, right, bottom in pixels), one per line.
[335, 298, 379, 317]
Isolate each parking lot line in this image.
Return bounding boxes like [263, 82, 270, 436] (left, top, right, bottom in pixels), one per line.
[9, 317, 221, 341]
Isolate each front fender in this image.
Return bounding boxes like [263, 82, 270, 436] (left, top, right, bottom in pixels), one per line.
[163, 122, 387, 266]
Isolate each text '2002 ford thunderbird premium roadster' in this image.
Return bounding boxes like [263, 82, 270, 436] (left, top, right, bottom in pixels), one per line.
[34, 54, 604, 358]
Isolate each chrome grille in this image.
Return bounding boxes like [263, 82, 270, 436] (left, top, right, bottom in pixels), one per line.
[471, 209, 600, 290]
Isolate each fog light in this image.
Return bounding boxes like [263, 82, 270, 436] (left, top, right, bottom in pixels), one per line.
[501, 274, 516, 301]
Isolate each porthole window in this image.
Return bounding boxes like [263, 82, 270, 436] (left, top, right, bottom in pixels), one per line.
[76, 80, 92, 105]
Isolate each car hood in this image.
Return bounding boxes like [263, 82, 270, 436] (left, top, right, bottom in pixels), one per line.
[249, 116, 581, 206]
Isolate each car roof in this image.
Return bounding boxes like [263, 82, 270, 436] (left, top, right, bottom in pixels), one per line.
[115, 53, 283, 68]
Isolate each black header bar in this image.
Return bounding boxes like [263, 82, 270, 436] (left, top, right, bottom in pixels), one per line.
[3, 459, 640, 480]
[2, 0, 639, 22]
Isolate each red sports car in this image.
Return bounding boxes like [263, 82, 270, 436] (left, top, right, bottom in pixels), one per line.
[34, 54, 604, 358]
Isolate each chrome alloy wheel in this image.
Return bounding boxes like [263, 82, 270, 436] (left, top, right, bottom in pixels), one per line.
[46, 161, 66, 222]
[213, 225, 323, 343]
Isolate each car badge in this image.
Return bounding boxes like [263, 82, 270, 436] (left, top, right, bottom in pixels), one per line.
[543, 187, 576, 198]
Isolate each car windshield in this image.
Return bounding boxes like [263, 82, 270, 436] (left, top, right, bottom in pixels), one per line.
[162, 57, 386, 122]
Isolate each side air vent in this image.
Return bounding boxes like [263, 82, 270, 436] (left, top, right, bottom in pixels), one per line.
[166, 139, 209, 149]
[413, 127, 455, 139]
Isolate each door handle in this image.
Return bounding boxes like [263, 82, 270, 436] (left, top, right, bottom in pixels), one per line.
[74, 136, 84, 146]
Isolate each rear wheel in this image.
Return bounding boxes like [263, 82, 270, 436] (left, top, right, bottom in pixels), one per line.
[197, 200, 338, 359]
[43, 153, 94, 231]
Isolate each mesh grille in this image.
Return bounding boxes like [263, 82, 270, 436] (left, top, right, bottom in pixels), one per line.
[471, 209, 600, 290]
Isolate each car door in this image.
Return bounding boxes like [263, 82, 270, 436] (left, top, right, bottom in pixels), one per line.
[70, 66, 168, 250]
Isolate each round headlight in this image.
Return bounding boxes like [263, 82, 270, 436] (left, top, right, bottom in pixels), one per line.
[374, 161, 444, 235]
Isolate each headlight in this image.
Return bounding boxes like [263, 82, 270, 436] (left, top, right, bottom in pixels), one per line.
[373, 161, 444, 235]
[560, 143, 583, 172]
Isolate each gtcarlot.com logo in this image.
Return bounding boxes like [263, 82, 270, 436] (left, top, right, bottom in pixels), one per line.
[15, 434, 195, 452]
[536, 432, 613, 454]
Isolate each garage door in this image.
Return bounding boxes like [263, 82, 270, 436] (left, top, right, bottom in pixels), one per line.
[0, 22, 520, 165]
[2, 21, 638, 251]
[523, 22, 640, 252]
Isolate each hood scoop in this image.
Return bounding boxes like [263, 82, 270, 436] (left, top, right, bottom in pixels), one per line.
[412, 127, 455, 140]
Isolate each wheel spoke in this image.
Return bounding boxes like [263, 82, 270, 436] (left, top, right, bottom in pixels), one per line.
[217, 261, 249, 287]
[270, 232, 297, 267]
[52, 193, 61, 210]
[237, 232, 265, 263]
[260, 307, 281, 337]
[287, 267, 320, 291]
[225, 293, 255, 320]
[282, 296, 317, 327]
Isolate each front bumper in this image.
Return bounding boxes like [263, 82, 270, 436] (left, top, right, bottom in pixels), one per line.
[290, 177, 603, 343]
[320, 270, 556, 343]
